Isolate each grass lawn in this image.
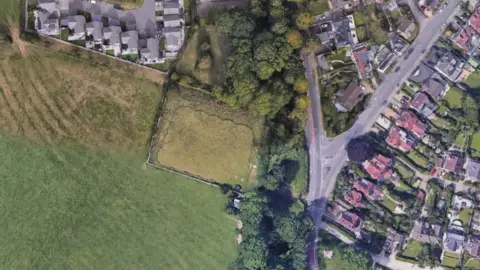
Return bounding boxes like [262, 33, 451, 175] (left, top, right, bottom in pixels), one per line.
[465, 258, 480, 269]
[465, 70, 480, 89]
[455, 133, 468, 149]
[151, 59, 173, 72]
[443, 87, 463, 108]
[69, 39, 86, 47]
[310, 0, 330, 15]
[470, 130, 480, 155]
[356, 26, 367, 42]
[430, 116, 453, 130]
[443, 251, 460, 268]
[353, 12, 365, 25]
[152, 86, 264, 185]
[0, 136, 237, 269]
[382, 197, 397, 212]
[60, 28, 69, 41]
[176, 26, 232, 85]
[395, 163, 414, 180]
[402, 84, 416, 96]
[184, 0, 191, 9]
[395, 181, 412, 192]
[105, 49, 115, 56]
[0, 44, 163, 154]
[407, 151, 429, 168]
[459, 208, 473, 226]
[121, 54, 138, 62]
[402, 240, 423, 258]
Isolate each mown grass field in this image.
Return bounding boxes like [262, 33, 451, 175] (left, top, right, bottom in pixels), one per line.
[153, 86, 264, 185]
[443, 251, 460, 268]
[402, 239, 423, 258]
[465, 258, 480, 269]
[0, 136, 237, 269]
[176, 26, 232, 85]
[470, 130, 480, 157]
[443, 87, 463, 108]
[465, 70, 480, 89]
[0, 42, 163, 154]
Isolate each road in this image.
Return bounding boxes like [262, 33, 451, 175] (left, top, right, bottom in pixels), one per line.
[304, 1, 461, 268]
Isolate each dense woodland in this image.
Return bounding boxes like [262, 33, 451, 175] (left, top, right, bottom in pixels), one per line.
[211, 0, 317, 268]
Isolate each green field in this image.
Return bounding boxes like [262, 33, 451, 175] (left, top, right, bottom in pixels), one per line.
[443, 87, 463, 108]
[402, 239, 423, 258]
[465, 71, 480, 89]
[407, 151, 429, 168]
[395, 163, 414, 180]
[465, 258, 480, 269]
[353, 13, 365, 25]
[310, 0, 330, 15]
[471, 130, 480, 156]
[443, 251, 460, 268]
[0, 136, 237, 269]
[455, 132, 468, 148]
[382, 197, 397, 212]
[459, 208, 473, 226]
[431, 116, 453, 130]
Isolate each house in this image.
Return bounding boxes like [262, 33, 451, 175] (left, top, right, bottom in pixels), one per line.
[337, 211, 363, 234]
[37, 0, 58, 14]
[466, 160, 480, 181]
[67, 15, 86, 41]
[363, 154, 393, 180]
[376, 115, 392, 130]
[311, 22, 335, 48]
[451, 195, 473, 210]
[376, 46, 396, 74]
[163, 1, 181, 15]
[352, 44, 372, 79]
[383, 228, 406, 254]
[409, 63, 435, 84]
[466, 235, 480, 258]
[164, 14, 182, 28]
[389, 33, 409, 56]
[434, 50, 466, 82]
[332, 17, 355, 48]
[102, 26, 122, 56]
[34, 10, 60, 36]
[443, 224, 466, 253]
[353, 178, 384, 200]
[140, 38, 162, 64]
[469, 7, 480, 34]
[121, 30, 139, 56]
[420, 72, 448, 101]
[452, 26, 480, 55]
[86, 21, 103, 43]
[472, 211, 480, 232]
[386, 126, 416, 152]
[328, 0, 360, 10]
[164, 27, 184, 53]
[397, 19, 416, 40]
[409, 91, 436, 117]
[438, 153, 464, 174]
[343, 190, 365, 207]
[334, 81, 364, 112]
[396, 110, 427, 137]
[411, 220, 443, 245]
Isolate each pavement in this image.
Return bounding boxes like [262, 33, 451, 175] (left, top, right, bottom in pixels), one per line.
[304, 1, 462, 269]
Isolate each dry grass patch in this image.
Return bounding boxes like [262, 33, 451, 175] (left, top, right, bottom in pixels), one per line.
[0, 43, 163, 154]
[152, 86, 264, 185]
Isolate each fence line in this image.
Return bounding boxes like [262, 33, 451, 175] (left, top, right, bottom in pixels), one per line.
[146, 162, 221, 188]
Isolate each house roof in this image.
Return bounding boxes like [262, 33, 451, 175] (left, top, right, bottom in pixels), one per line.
[164, 27, 182, 51]
[333, 18, 353, 48]
[421, 73, 447, 100]
[435, 50, 465, 81]
[469, 7, 480, 34]
[353, 46, 370, 78]
[467, 160, 480, 180]
[389, 34, 409, 55]
[444, 154, 464, 173]
[344, 190, 364, 207]
[445, 231, 465, 252]
[397, 19, 415, 39]
[338, 211, 362, 231]
[467, 235, 480, 257]
[409, 63, 435, 84]
[353, 178, 383, 199]
[409, 91, 436, 117]
[411, 221, 442, 245]
[68, 15, 86, 34]
[396, 110, 427, 137]
[164, 1, 180, 8]
[386, 126, 415, 151]
[86, 21, 103, 40]
[140, 38, 160, 60]
[329, 0, 360, 9]
[121, 30, 139, 49]
[103, 26, 122, 44]
[364, 154, 393, 180]
[453, 26, 480, 54]
[334, 81, 364, 112]
[164, 14, 182, 28]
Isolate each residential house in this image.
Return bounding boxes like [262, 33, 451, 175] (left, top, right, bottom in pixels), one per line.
[333, 17, 355, 48]
[434, 50, 465, 82]
[466, 235, 480, 258]
[164, 14, 182, 28]
[383, 228, 406, 254]
[37, 0, 58, 13]
[140, 38, 162, 64]
[67, 15, 86, 41]
[85, 21, 103, 50]
[396, 110, 427, 137]
[469, 7, 480, 34]
[311, 22, 335, 48]
[443, 224, 466, 253]
[34, 10, 60, 36]
[437, 153, 464, 174]
[451, 195, 473, 210]
[389, 33, 409, 56]
[121, 30, 139, 56]
[352, 44, 372, 79]
[466, 160, 480, 181]
[334, 81, 364, 112]
[420, 72, 448, 101]
[409, 91, 436, 117]
[376, 46, 396, 74]
[102, 26, 122, 56]
[411, 220, 443, 245]
[337, 211, 363, 235]
[452, 26, 480, 55]
[472, 211, 480, 232]
[343, 190, 365, 207]
[328, 0, 360, 10]
[163, 1, 181, 15]
[397, 19, 416, 41]
[163, 28, 183, 57]
[363, 154, 393, 180]
[409, 63, 435, 84]
[353, 178, 384, 200]
[386, 126, 416, 152]
[376, 115, 392, 130]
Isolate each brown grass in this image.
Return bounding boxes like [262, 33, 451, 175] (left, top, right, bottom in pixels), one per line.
[7, 18, 29, 57]
[0, 43, 163, 154]
[152, 86, 264, 185]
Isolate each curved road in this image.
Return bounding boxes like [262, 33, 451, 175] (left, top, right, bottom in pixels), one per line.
[304, 1, 461, 268]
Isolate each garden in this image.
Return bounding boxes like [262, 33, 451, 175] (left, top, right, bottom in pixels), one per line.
[465, 70, 480, 89]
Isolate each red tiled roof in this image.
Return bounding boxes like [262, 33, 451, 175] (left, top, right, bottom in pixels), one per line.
[353, 47, 368, 74]
[344, 190, 364, 207]
[338, 212, 361, 230]
[454, 27, 474, 52]
[444, 154, 464, 173]
[397, 111, 427, 137]
[353, 179, 384, 200]
[364, 154, 393, 180]
[410, 92, 429, 110]
[386, 126, 414, 152]
[470, 8, 480, 34]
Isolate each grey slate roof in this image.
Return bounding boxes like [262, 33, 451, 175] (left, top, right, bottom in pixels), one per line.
[140, 38, 160, 60]
[467, 160, 480, 180]
[435, 50, 465, 81]
[121, 30, 139, 49]
[333, 18, 353, 48]
[68, 15, 86, 34]
[164, 27, 182, 50]
[409, 63, 435, 84]
[164, 1, 181, 15]
[164, 14, 182, 28]
[445, 231, 465, 252]
[422, 72, 447, 100]
[103, 26, 122, 44]
[86, 21, 103, 41]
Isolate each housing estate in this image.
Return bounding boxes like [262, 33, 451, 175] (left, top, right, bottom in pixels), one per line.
[436, 153, 465, 174]
[409, 91, 436, 117]
[386, 126, 416, 152]
[363, 154, 393, 180]
[396, 110, 427, 137]
[353, 178, 384, 200]
[411, 220, 443, 245]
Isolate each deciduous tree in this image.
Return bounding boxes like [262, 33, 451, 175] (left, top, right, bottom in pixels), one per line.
[286, 30, 303, 49]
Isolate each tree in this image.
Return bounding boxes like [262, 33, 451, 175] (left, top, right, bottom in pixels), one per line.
[293, 78, 308, 93]
[295, 10, 314, 30]
[216, 9, 255, 38]
[236, 237, 268, 270]
[346, 137, 375, 163]
[232, 72, 260, 107]
[232, 38, 253, 54]
[271, 19, 289, 35]
[304, 38, 321, 53]
[200, 42, 210, 52]
[197, 55, 212, 70]
[338, 246, 372, 270]
[463, 93, 479, 127]
[286, 30, 303, 49]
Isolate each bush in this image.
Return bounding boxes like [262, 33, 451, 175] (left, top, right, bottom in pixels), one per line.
[197, 55, 212, 70]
